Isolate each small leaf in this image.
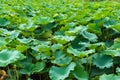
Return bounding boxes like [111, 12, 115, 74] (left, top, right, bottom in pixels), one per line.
[49, 62, 76, 80]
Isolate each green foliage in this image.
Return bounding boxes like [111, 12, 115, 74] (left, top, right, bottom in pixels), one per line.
[72, 64, 88, 80]
[49, 62, 76, 80]
[0, 0, 120, 80]
[99, 74, 120, 80]
[0, 49, 25, 67]
[93, 53, 113, 69]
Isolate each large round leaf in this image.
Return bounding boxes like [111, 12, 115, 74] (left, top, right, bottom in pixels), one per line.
[49, 62, 76, 80]
[0, 49, 25, 67]
[93, 53, 113, 69]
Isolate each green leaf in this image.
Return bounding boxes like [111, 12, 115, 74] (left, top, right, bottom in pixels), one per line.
[71, 37, 89, 51]
[17, 37, 32, 44]
[116, 67, 120, 76]
[16, 45, 28, 52]
[67, 46, 95, 58]
[52, 51, 72, 66]
[53, 35, 75, 44]
[67, 46, 80, 56]
[20, 62, 45, 75]
[72, 65, 88, 80]
[93, 53, 113, 69]
[99, 74, 120, 80]
[81, 29, 98, 42]
[88, 42, 105, 49]
[65, 26, 83, 36]
[35, 16, 54, 24]
[0, 37, 7, 47]
[51, 43, 63, 52]
[0, 28, 20, 40]
[19, 21, 38, 31]
[41, 31, 52, 38]
[111, 23, 120, 32]
[32, 62, 45, 73]
[34, 52, 50, 60]
[7, 30, 20, 40]
[31, 45, 50, 52]
[103, 17, 118, 28]
[49, 62, 76, 80]
[110, 42, 120, 50]
[102, 50, 120, 57]
[0, 18, 10, 26]
[0, 49, 25, 67]
[42, 23, 58, 31]
[87, 23, 102, 35]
